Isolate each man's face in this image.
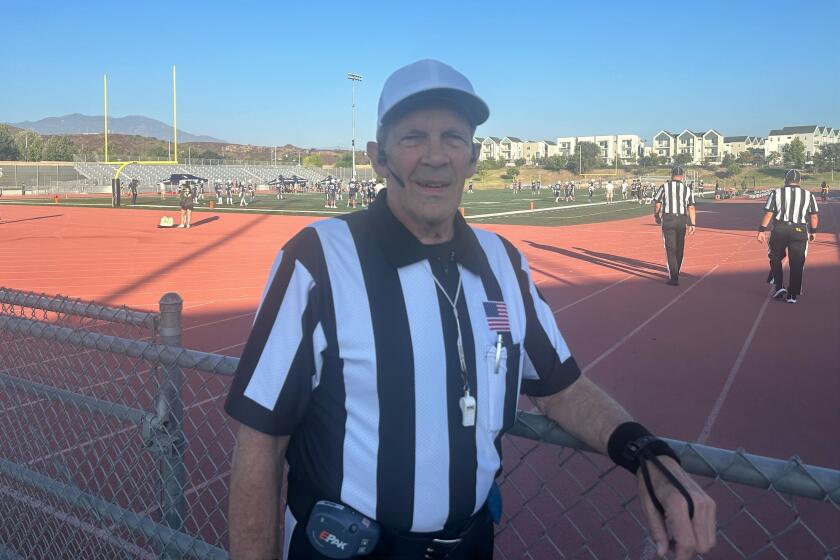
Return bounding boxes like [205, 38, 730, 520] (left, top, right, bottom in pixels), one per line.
[369, 106, 476, 239]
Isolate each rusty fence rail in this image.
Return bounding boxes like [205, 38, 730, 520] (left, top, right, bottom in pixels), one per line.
[1, 288, 838, 559]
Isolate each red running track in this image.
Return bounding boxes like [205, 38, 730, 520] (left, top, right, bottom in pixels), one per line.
[1, 201, 836, 465]
[1, 199, 838, 557]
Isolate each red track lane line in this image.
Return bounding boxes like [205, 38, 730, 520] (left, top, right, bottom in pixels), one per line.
[581, 265, 719, 375]
[181, 311, 255, 333]
[21, 338, 242, 467]
[0, 485, 156, 560]
[697, 293, 772, 444]
[4, 286, 262, 304]
[208, 342, 246, 355]
[552, 274, 633, 314]
[0, 318, 243, 415]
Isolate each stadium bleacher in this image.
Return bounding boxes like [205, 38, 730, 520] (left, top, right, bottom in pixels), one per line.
[71, 163, 335, 193]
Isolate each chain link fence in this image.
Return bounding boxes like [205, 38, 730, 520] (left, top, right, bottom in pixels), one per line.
[1, 287, 838, 559]
[0, 163, 89, 194]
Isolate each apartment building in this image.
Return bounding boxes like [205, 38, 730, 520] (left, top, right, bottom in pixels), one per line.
[477, 136, 502, 161]
[499, 137, 524, 162]
[652, 131, 677, 160]
[654, 129, 723, 164]
[555, 134, 643, 165]
[523, 140, 548, 163]
[765, 125, 839, 159]
[723, 136, 766, 158]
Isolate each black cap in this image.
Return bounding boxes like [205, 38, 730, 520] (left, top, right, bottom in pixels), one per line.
[785, 169, 801, 185]
[671, 166, 685, 178]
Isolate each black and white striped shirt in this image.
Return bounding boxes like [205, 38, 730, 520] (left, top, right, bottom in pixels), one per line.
[225, 192, 581, 533]
[653, 180, 695, 215]
[764, 186, 819, 224]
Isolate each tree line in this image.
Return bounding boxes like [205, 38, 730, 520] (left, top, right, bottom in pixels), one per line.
[0, 126, 77, 161]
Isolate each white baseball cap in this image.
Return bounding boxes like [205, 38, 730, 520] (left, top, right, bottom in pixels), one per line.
[377, 59, 489, 133]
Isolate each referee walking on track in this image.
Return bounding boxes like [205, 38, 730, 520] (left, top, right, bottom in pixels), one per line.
[653, 166, 697, 286]
[224, 60, 715, 560]
[757, 169, 819, 304]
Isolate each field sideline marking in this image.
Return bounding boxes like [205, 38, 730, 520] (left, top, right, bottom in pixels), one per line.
[697, 294, 771, 444]
[582, 265, 718, 375]
[466, 199, 636, 219]
[0, 200, 349, 215]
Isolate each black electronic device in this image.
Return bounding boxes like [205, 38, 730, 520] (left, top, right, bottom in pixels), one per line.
[305, 500, 380, 559]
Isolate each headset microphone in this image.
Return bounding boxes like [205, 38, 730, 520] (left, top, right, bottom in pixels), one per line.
[377, 151, 406, 189]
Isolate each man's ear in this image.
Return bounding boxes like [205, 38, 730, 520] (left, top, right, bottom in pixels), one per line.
[368, 141, 388, 178]
[466, 155, 478, 179]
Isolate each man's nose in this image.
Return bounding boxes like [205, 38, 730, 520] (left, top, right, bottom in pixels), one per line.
[420, 137, 450, 167]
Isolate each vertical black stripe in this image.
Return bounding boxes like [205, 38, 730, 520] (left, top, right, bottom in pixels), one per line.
[225, 228, 323, 435]
[346, 217, 417, 531]
[781, 187, 790, 221]
[499, 239, 564, 394]
[427, 258, 478, 530]
[468, 236, 521, 456]
[283, 227, 347, 520]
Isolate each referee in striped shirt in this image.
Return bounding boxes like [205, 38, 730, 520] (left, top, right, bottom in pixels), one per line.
[225, 60, 715, 560]
[653, 167, 697, 286]
[757, 169, 819, 303]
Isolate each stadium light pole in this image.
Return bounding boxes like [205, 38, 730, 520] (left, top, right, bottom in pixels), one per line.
[347, 73, 363, 181]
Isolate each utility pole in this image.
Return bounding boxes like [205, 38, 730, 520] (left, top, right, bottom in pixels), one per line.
[347, 73, 363, 181]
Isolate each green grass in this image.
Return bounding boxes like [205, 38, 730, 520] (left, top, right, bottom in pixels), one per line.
[0, 188, 717, 227]
[472, 166, 837, 191]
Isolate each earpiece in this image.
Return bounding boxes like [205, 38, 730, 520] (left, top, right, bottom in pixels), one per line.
[377, 152, 387, 165]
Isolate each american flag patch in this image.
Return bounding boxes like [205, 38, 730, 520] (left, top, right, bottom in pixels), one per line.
[483, 301, 510, 332]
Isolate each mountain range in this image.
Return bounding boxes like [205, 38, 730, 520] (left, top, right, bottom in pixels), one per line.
[6, 114, 224, 143]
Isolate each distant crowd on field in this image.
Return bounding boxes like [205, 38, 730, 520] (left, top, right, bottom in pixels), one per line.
[158, 175, 388, 211]
[316, 177, 385, 209]
[502, 177, 728, 204]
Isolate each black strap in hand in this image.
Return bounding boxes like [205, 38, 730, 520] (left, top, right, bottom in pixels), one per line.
[639, 450, 695, 520]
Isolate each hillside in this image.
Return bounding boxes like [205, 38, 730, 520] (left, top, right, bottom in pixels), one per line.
[66, 133, 364, 165]
[7, 114, 223, 143]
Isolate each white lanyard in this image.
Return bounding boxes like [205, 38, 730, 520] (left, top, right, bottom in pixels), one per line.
[430, 269, 476, 427]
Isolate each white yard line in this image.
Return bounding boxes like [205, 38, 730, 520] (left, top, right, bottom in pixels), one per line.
[466, 199, 636, 219]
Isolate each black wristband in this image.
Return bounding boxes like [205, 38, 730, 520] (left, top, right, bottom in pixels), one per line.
[810, 227, 818, 233]
[758, 225, 767, 232]
[607, 422, 680, 474]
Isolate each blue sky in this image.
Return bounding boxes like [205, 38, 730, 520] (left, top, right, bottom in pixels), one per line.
[2, 0, 838, 149]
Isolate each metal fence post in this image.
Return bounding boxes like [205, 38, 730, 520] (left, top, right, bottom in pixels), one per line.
[157, 293, 185, 560]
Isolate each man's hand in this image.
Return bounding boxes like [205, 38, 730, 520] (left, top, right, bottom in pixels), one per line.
[809, 233, 816, 242]
[757, 231, 766, 244]
[687, 225, 696, 236]
[638, 457, 716, 559]
[655, 214, 662, 225]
